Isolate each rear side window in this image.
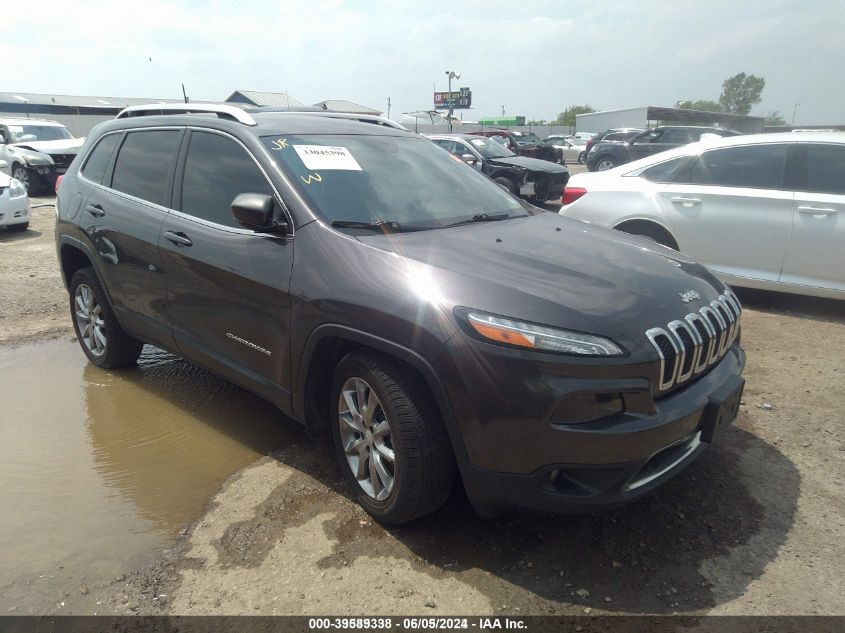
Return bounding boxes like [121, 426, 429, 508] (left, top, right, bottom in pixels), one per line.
[805, 144, 845, 194]
[640, 157, 688, 183]
[180, 131, 273, 228]
[685, 144, 787, 189]
[81, 134, 120, 184]
[111, 130, 181, 206]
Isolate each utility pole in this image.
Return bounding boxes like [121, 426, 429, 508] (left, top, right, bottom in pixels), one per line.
[387, 97, 391, 119]
[445, 70, 461, 132]
[501, 105, 505, 117]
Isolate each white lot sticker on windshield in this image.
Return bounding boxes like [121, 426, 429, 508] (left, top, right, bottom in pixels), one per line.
[292, 145, 362, 171]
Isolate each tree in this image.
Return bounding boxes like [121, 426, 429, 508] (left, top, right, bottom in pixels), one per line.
[719, 73, 766, 115]
[764, 111, 787, 125]
[553, 105, 596, 127]
[527, 119, 548, 126]
[676, 99, 722, 112]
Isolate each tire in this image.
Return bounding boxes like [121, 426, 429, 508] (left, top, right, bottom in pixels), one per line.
[11, 163, 33, 194]
[330, 351, 455, 524]
[578, 151, 586, 164]
[494, 176, 516, 194]
[69, 267, 144, 368]
[6, 222, 29, 232]
[595, 156, 617, 171]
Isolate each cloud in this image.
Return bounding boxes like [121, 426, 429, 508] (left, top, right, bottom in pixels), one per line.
[2, 0, 843, 124]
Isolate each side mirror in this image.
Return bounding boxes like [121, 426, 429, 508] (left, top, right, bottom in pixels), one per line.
[460, 153, 478, 164]
[231, 193, 288, 234]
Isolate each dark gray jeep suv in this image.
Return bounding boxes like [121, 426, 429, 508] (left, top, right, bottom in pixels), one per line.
[56, 104, 745, 523]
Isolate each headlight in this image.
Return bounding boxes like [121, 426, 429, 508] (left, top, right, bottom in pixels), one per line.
[462, 310, 625, 356]
[9, 178, 27, 198]
[24, 155, 53, 166]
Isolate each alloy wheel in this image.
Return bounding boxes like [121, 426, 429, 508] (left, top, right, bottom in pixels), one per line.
[74, 284, 107, 357]
[12, 166, 30, 192]
[338, 377, 396, 501]
[597, 159, 616, 171]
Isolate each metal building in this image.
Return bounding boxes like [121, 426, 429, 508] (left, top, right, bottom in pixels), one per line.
[576, 106, 765, 134]
[0, 91, 181, 137]
[225, 90, 305, 109]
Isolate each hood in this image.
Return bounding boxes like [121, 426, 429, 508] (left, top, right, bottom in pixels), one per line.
[356, 212, 724, 339]
[488, 155, 567, 173]
[11, 137, 85, 155]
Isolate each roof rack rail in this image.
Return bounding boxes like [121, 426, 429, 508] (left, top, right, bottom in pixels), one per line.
[115, 103, 257, 126]
[300, 111, 410, 131]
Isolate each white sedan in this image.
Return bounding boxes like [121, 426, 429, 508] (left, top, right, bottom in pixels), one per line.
[0, 159, 31, 232]
[541, 136, 588, 164]
[560, 132, 845, 300]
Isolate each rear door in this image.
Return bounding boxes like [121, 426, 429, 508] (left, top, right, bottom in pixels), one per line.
[780, 142, 845, 292]
[654, 142, 794, 282]
[158, 128, 295, 406]
[81, 128, 182, 342]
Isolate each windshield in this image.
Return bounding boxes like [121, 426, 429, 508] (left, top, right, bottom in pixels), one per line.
[466, 136, 515, 159]
[264, 134, 526, 229]
[8, 124, 74, 142]
[513, 131, 540, 144]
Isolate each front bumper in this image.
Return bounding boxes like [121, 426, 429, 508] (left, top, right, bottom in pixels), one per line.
[0, 189, 30, 226]
[440, 339, 745, 516]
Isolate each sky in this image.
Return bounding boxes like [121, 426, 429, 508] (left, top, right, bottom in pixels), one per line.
[5, 0, 843, 125]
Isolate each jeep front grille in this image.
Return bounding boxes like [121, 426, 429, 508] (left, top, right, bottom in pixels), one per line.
[646, 290, 742, 392]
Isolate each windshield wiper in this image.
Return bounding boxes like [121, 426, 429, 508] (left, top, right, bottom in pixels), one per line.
[444, 213, 511, 228]
[331, 219, 406, 233]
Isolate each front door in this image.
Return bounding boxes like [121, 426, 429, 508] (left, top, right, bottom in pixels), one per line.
[780, 142, 845, 293]
[157, 129, 294, 409]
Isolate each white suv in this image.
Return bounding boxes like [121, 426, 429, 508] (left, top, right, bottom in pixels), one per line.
[560, 132, 845, 300]
[0, 117, 84, 193]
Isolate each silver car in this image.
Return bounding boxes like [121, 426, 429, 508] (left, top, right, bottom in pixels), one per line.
[0, 117, 84, 193]
[560, 132, 845, 300]
[542, 135, 588, 164]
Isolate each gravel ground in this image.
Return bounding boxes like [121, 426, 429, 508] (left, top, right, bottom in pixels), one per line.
[2, 199, 844, 618]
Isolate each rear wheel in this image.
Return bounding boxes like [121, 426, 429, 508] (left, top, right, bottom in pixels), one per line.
[69, 267, 144, 368]
[7, 222, 29, 232]
[494, 176, 516, 194]
[578, 151, 586, 164]
[330, 351, 455, 524]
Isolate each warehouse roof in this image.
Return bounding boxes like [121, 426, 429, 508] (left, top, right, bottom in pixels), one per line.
[225, 90, 305, 108]
[312, 99, 381, 115]
[0, 91, 181, 110]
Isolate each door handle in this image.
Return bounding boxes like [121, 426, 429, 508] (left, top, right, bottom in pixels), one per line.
[797, 206, 838, 216]
[670, 197, 702, 205]
[163, 231, 193, 247]
[86, 203, 106, 217]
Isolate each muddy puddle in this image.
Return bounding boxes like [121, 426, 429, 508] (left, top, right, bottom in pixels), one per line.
[0, 340, 302, 613]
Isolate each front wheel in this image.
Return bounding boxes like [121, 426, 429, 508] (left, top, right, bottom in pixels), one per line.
[11, 164, 32, 193]
[596, 156, 617, 171]
[69, 267, 144, 368]
[494, 176, 516, 194]
[331, 351, 455, 524]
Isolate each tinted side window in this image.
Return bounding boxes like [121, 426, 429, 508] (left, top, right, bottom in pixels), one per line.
[641, 157, 688, 183]
[111, 130, 181, 206]
[805, 144, 845, 194]
[663, 129, 692, 144]
[685, 144, 787, 189]
[180, 131, 273, 228]
[81, 134, 120, 184]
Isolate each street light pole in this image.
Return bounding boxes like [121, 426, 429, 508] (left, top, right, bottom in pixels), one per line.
[445, 70, 461, 133]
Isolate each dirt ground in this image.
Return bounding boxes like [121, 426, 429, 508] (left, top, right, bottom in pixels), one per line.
[2, 200, 844, 617]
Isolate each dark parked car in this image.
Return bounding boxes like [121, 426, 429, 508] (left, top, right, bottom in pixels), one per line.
[56, 103, 745, 524]
[428, 133, 569, 202]
[471, 129, 559, 163]
[587, 126, 742, 171]
[582, 128, 644, 162]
